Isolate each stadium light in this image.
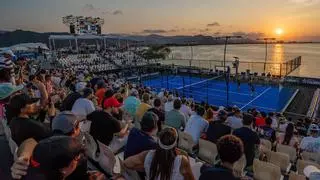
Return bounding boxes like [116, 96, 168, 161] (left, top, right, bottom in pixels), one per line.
[215, 36, 242, 72]
[214, 36, 242, 106]
[257, 37, 276, 73]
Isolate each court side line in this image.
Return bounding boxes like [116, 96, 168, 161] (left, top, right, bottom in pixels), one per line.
[240, 87, 271, 110]
[176, 75, 223, 90]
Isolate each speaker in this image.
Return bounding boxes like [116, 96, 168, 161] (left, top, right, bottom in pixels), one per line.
[97, 25, 101, 35]
[70, 25, 75, 34]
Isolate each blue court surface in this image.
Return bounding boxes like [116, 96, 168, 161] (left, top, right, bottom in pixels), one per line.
[143, 75, 296, 112]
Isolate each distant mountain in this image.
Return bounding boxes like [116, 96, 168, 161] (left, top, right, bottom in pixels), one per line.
[0, 30, 316, 48]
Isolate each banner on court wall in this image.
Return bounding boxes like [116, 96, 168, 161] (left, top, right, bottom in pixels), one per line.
[284, 76, 320, 85]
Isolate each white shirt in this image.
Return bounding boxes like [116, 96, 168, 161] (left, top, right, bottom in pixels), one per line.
[164, 101, 174, 112]
[226, 116, 243, 129]
[271, 117, 278, 129]
[144, 150, 184, 180]
[180, 104, 192, 119]
[72, 98, 95, 117]
[300, 136, 320, 153]
[184, 114, 209, 144]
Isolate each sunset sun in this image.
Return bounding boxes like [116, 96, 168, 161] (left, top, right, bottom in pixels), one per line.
[275, 28, 284, 35]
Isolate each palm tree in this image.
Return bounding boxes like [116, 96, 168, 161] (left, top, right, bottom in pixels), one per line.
[140, 45, 171, 61]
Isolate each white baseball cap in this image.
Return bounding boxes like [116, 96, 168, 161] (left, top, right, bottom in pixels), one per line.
[304, 165, 320, 178]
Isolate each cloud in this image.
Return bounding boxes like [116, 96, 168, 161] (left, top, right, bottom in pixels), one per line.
[289, 0, 320, 5]
[199, 28, 210, 33]
[113, 10, 123, 15]
[83, 4, 96, 11]
[141, 29, 168, 34]
[207, 22, 220, 27]
[232, 31, 265, 39]
[82, 4, 123, 15]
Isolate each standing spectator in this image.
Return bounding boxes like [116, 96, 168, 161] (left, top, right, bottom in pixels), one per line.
[124, 112, 157, 159]
[185, 105, 209, 144]
[164, 95, 174, 112]
[300, 124, 320, 153]
[9, 94, 51, 146]
[136, 93, 152, 121]
[200, 135, 244, 180]
[268, 112, 278, 129]
[124, 128, 195, 180]
[180, 98, 192, 119]
[165, 99, 186, 130]
[259, 117, 277, 143]
[30, 75, 48, 110]
[226, 108, 243, 129]
[233, 113, 260, 167]
[277, 123, 299, 148]
[206, 110, 231, 143]
[44, 74, 53, 96]
[0, 56, 14, 83]
[0, 50, 16, 85]
[148, 98, 165, 132]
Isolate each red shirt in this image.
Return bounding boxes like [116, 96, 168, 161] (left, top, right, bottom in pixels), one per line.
[95, 88, 106, 106]
[255, 117, 265, 127]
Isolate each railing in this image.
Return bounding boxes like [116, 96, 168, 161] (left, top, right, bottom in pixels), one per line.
[159, 56, 302, 77]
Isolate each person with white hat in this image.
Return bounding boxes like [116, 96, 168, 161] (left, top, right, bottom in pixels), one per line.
[0, 49, 16, 85]
[304, 165, 320, 180]
[300, 124, 320, 153]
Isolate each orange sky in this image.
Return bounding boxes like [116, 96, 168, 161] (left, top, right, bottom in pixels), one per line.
[1, 0, 320, 40]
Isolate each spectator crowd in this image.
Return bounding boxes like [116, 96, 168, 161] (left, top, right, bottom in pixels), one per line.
[0, 49, 319, 180]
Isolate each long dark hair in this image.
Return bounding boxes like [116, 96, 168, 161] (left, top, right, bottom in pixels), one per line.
[282, 123, 294, 145]
[150, 128, 178, 180]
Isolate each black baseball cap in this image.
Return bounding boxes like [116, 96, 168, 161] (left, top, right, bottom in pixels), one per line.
[9, 93, 39, 110]
[31, 136, 84, 170]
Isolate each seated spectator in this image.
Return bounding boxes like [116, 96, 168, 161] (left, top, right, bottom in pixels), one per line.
[204, 108, 214, 122]
[185, 105, 209, 144]
[23, 136, 89, 180]
[87, 96, 128, 147]
[233, 113, 260, 167]
[136, 93, 152, 121]
[300, 124, 320, 153]
[94, 80, 107, 106]
[259, 117, 276, 143]
[123, 90, 141, 118]
[180, 98, 192, 119]
[255, 112, 266, 127]
[277, 123, 299, 149]
[71, 88, 95, 119]
[124, 128, 195, 180]
[304, 165, 320, 180]
[200, 135, 244, 180]
[165, 99, 186, 130]
[148, 98, 165, 132]
[51, 111, 81, 138]
[124, 112, 157, 159]
[59, 90, 81, 111]
[206, 110, 231, 143]
[9, 94, 51, 146]
[226, 108, 243, 129]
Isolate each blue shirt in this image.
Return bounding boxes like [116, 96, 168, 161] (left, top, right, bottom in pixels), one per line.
[185, 114, 209, 144]
[124, 128, 157, 159]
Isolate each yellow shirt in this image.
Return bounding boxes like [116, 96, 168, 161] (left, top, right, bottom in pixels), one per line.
[135, 103, 151, 121]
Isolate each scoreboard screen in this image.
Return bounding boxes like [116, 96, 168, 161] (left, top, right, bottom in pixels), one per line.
[63, 15, 104, 35]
